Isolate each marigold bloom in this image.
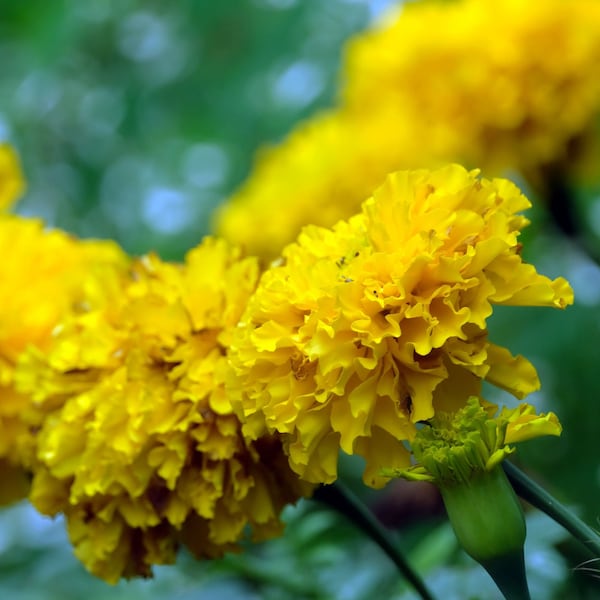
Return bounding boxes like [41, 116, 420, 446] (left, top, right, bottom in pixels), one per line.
[16, 237, 311, 582]
[216, 0, 600, 259]
[343, 0, 600, 177]
[228, 165, 573, 488]
[0, 215, 129, 497]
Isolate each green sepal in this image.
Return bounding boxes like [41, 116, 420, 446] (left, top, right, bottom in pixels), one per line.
[440, 465, 530, 599]
[439, 465, 526, 562]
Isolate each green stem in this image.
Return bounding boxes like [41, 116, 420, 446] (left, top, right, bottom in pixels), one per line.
[542, 166, 600, 267]
[503, 461, 600, 558]
[481, 552, 531, 600]
[313, 483, 435, 600]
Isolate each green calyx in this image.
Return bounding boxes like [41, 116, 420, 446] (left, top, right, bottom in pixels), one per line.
[441, 466, 529, 599]
[402, 397, 526, 562]
[401, 397, 514, 485]
[385, 397, 531, 598]
[440, 465, 526, 563]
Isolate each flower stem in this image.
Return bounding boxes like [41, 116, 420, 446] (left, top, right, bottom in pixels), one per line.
[503, 461, 600, 558]
[542, 166, 600, 267]
[481, 552, 531, 600]
[313, 483, 435, 600]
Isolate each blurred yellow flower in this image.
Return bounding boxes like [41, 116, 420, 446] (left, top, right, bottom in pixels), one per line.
[343, 0, 600, 178]
[0, 215, 129, 497]
[0, 144, 25, 211]
[216, 0, 600, 260]
[228, 165, 573, 488]
[16, 237, 311, 583]
[214, 108, 429, 261]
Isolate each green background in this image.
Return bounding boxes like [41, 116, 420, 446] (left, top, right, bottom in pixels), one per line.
[1, 1, 599, 598]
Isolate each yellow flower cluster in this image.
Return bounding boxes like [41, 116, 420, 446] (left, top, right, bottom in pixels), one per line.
[228, 165, 573, 488]
[215, 0, 600, 260]
[15, 238, 311, 582]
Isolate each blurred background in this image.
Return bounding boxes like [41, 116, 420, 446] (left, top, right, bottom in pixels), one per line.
[1, 1, 599, 598]
[2, 0, 383, 259]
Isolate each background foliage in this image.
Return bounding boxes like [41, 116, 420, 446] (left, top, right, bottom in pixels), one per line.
[3, 0, 373, 258]
[1, 1, 599, 598]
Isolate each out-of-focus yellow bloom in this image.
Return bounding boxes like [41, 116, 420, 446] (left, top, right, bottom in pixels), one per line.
[214, 108, 430, 261]
[0, 144, 25, 211]
[16, 237, 311, 583]
[344, 0, 600, 177]
[0, 215, 129, 498]
[228, 165, 573, 488]
[216, 0, 600, 260]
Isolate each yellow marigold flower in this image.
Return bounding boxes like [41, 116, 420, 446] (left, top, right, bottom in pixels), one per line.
[0, 215, 129, 497]
[16, 237, 311, 583]
[228, 165, 573, 488]
[0, 144, 25, 211]
[343, 0, 600, 177]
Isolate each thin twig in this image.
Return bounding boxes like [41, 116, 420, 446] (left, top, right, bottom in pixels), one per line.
[504, 461, 600, 559]
[313, 483, 435, 600]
